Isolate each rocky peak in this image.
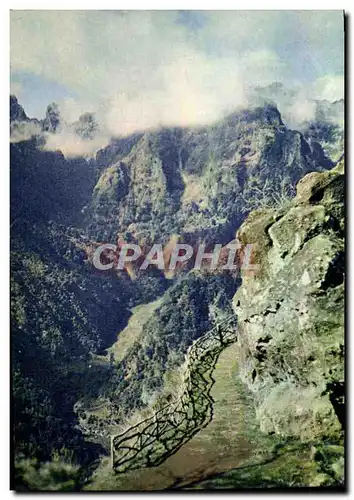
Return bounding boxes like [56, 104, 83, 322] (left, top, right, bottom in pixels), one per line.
[226, 104, 284, 129]
[43, 102, 61, 133]
[261, 103, 284, 127]
[74, 112, 98, 140]
[10, 95, 28, 122]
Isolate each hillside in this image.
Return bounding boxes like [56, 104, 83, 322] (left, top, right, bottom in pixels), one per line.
[85, 159, 344, 490]
[10, 95, 344, 491]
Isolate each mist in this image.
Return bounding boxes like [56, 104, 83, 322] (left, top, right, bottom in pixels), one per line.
[10, 10, 344, 156]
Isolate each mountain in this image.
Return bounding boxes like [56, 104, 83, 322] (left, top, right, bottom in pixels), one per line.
[10, 94, 344, 490]
[85, 104, 333, 245]
[85, 159, 345, 491]
[10, 95, 29, 122]
[252, 83, 344, 163]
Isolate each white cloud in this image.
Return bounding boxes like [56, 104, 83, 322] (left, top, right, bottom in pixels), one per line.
[58, 98, 95, 124]
[10, 10, 344, 146]
[10, 121, 42, 143]
[284, 98, 317, 128]
[105, 52, 248, 135]
[42, 130, 110, 158]
[10, 80, 22, 98]
[312, 75, 344, 102]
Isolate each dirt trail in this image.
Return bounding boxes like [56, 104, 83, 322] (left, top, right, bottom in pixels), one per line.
[87, 342, 256, 491]
[111, 317, 237, 472]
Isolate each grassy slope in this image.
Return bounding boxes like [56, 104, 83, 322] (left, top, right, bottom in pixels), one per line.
[76, 298, 164, 435]
[107, 298, 163, 363]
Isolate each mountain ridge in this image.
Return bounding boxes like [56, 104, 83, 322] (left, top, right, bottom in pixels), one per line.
[10, 93, 345, 490]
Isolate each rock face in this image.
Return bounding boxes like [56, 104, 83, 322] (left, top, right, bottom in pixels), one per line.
[89, 130, 184, 242]
[233, 158, 344, 441]
[10, 95, 29, 122]
[253, 84, 344, 163]
[74, 113, 98, 140]
[42, 103, 61, 133]
[86, 104, 333, 245]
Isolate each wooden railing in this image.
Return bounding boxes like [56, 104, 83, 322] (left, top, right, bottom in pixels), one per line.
[111, 316, 238, 473]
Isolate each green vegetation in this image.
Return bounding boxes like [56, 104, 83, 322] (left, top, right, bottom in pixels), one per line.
[10, 98, 344, 490]
[107, 298, 163, 363]
[89, 272, 239, 421]
[14, 456, 81, 492]
[11, 222, 169, 476]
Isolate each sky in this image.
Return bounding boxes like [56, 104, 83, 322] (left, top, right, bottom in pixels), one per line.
[10, 10, 344, 148]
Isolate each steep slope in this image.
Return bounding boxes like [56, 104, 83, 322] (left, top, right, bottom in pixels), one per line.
[10, 140, 97, 226]
[233, 158, 344, 441]
[86, 104, 333, 245]
[87, 160, 345, 490]
[252, 83, 344, 163]
[87, 129, 184, 243]
[11, 223, 132, 466]
[11, 95, 343, 490]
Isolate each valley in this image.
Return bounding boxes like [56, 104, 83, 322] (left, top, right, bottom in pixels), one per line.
[10, 92, 344, 490]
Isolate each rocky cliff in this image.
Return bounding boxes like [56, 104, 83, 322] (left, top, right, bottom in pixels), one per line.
[86, 104, 334, 246]
[233, 158, 344, 443]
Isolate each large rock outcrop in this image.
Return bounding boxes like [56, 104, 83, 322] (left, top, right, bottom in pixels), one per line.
[233, 159, 344, 442]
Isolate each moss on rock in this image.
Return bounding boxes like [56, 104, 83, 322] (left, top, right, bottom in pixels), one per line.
[233, 160, 345, 448]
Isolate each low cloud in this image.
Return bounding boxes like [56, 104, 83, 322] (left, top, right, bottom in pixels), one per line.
[10, 120, 42, 143]
[105, 53, 249, 136]
[285, 98, 317, 128]
[312, 75, 344, 103]
[10, 11, 344, 151]
[42, 129, 110, 158]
